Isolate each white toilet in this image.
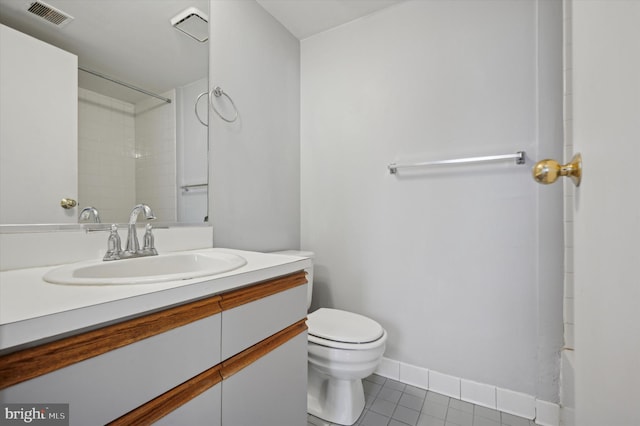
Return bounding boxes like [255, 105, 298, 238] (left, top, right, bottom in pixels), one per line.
[275, 251, 387, 426]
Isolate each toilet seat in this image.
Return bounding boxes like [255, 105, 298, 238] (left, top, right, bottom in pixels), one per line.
[307, 308, 385, 350]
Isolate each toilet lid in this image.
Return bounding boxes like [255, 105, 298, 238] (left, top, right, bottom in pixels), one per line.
[307, 308, 384, 344]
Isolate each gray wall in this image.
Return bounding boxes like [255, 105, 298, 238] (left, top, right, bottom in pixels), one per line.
[207, 0, 563, 402]
[208, 0, 300, 252]
[300, 0, 563, 401]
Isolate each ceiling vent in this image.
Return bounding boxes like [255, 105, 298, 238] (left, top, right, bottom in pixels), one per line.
[170, 7, 208, 42]
[27, 1, 74, 27]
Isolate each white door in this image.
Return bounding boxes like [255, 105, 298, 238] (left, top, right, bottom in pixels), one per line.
[0, 24, 78, 224]
[572, 1, 640, 425]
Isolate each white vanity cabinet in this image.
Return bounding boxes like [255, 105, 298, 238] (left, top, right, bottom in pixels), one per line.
[220, 272, 309, 359]
[221, 332, 308, 426]
[0, 271, 308, 425]
[155, 385, 222, 426]
[0, 24, 78, 224]
[0, 313, 222, 425]
[219, 273, 309, 426]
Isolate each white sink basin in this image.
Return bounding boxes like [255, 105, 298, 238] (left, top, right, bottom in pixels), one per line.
[43, 251, 247, 285]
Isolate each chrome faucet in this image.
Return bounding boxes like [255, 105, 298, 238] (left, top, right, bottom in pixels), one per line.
[79, 206, 101, 223]
[123, 204, 156, 258]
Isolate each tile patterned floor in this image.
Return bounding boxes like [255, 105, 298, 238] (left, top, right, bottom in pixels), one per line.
[308, 374, 537, 426]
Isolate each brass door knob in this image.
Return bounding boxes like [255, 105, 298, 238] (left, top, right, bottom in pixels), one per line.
[60, 198, 77, 209]
[532, 153, 582, 187]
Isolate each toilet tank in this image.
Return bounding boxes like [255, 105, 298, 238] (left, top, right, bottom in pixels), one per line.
[272, 250, 314, 310]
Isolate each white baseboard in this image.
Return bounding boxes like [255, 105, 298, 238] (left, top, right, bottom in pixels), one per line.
[375, 357, 560, 426]
[376, 357, 400, 380]
[399, 361, 429, 389]
[461, 378, 496, 408]
[497, 387, 536, 419]
[536, 399, 561, 426]
[429, 370, 460, 399]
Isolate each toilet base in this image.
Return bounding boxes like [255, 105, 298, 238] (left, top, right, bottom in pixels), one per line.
[307, 368, 365, 426]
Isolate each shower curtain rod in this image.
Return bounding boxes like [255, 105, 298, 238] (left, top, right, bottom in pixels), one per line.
[78, 66, 172, 104]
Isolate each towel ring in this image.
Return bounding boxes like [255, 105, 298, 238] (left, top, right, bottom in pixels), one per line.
[194, 91, 208, 127]
[209, 86, 238, 123]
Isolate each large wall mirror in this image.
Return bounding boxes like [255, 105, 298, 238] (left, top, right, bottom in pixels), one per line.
[0, 0, 209, 225]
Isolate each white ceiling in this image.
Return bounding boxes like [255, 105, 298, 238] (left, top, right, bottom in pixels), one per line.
[0, 0, 405, 102]
[0, 0, 209, 103]
[256, 0, 406, 39]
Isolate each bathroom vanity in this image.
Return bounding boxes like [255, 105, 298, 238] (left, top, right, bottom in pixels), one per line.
[0, 249, 310, 425]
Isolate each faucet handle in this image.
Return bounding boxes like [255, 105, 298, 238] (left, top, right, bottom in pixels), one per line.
[103, 224, 123, 261]
[142, 223, 158, 256]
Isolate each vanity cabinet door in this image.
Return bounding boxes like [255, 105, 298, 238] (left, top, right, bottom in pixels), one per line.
[221, 330, 308, 426]
[220, 272, 307, 360]
[0, 24, 78, 224]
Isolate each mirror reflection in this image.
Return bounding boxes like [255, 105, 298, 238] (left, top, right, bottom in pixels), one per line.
[0, 0, 209, 225]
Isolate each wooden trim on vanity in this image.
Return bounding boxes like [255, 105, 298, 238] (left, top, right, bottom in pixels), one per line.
[220, 319, 308, 380]
[0, 295, 223, 390]
[219, 271, 307, 311]
[108, 365, 223, 426]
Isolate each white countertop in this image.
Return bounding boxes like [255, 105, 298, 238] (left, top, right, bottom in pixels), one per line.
[0, 248, 311, 352]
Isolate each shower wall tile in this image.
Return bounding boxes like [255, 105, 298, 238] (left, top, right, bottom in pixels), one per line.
[79, 87, 178, 223]
[78, 88, 136, 223]
[134, 90, 177, 223]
